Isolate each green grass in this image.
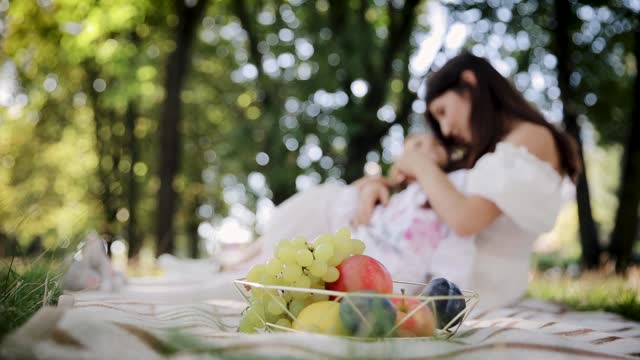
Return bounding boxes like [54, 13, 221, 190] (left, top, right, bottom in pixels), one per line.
[527, 269, 640, 321]
[0, 257, 64, 341]
[531, 253, 581, 272]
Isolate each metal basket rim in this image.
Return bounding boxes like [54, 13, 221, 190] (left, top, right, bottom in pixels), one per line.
[233, 277, 479, 301]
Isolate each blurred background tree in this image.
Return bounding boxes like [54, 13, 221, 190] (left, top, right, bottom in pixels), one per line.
[0, 0, 638, 271]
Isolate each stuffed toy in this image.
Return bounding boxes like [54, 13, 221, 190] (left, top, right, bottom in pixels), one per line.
[63, 233, 127, 292]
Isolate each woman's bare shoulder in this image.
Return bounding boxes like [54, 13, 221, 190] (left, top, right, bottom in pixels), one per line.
[502, 122, 561, 171]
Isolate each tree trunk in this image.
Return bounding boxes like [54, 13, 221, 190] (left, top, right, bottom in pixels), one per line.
[187, 199, 200, 258]
[552, 0, 601, 268]
[156, 0, 208, 255]
[343, 1, 420, 182]
[344, 128, 380, 182]
[0, 232, 7, 257]
[90, 92, 118, 247]
[233, 0, 294, 205]
[609, 23, 640, 273]
[573, 157, 602, 268]
[125, 100, 141, 258]
[396, 46, 419, 133]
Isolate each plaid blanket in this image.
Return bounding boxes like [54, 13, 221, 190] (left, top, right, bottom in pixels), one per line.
[2, 272, 640, 359]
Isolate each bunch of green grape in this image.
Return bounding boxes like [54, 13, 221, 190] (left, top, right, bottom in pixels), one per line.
[238, 227, 365, 333]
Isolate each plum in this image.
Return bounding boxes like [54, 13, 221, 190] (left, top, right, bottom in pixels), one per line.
[423, 278, 466, 329]
[339, 291, 397, 337]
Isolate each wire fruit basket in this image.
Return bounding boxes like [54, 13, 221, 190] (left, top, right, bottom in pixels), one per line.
[234, 278, 479, 339]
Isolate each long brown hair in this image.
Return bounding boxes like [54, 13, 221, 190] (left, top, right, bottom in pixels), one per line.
[425, 52, 580, 181]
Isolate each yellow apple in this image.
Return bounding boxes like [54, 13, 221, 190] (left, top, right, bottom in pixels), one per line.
[292, 301, 347, 335]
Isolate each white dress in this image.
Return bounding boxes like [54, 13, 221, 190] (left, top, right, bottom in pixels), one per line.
[465, 142, 564, 310]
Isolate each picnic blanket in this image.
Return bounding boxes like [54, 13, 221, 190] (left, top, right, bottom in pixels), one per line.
[3, 261, 640, 359]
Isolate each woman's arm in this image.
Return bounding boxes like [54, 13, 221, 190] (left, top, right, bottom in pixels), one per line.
[411, 161, 501, 236]
[352, 167, 500, 235]
[398, 125, 560, 236]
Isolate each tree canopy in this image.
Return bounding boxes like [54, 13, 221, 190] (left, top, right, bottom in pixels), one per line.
[0, 0, 638, 268]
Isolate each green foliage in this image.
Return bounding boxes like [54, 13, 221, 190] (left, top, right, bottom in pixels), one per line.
[1, 0, 432, 255]
[1, 0, 166, 249]
[0, 0, 637, 259]
[528, 270, 640, 321]
[0, 258, 63, 340]
[535, 144, 624, 260]
[532, 253, 581, 272]
[447, 0, 636, 145]
[585, 144, 623, 241]
[0, 104, 100, 248]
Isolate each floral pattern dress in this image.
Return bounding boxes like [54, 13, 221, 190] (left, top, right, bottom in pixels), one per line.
[348, 170, 475, 289]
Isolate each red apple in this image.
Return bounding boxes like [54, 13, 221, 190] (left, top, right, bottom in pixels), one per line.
[325, 255, 393, 294]
[391, 297, 436, 337]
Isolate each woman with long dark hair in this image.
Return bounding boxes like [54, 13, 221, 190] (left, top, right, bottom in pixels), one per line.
[228, 52, 580, 310]
[423, 52, 579, 177]
[376, 52, 580, 308]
